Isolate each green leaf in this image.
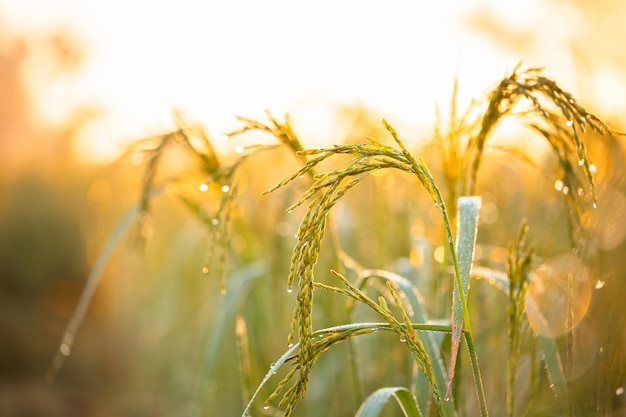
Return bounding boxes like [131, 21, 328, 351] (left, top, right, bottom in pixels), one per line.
[46, 204, 140, 384]
[194, 262, 269, 415]
[536, 335, 568, 400]
[355, 386, 423, 417]
[447, 196, 482, 398]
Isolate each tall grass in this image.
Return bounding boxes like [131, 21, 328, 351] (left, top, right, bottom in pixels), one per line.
[52, 66, 624, 416]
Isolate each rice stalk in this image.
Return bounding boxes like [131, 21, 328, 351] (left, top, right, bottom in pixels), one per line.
[505, 220, 535, 417]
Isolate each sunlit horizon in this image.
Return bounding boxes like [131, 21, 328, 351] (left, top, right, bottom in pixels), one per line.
[2, 0, 626, 164]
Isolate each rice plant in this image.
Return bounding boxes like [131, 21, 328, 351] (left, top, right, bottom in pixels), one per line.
[51, 66, 624, 416]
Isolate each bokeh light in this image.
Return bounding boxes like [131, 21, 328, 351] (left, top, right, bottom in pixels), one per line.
[526, 254, 592, 338]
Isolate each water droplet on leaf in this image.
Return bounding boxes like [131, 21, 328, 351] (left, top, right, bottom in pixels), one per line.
[199, 183, 209, 192]
[60, 344, 71, 356]
[554, 180, 564, 191]
[221, 185, 230, 193]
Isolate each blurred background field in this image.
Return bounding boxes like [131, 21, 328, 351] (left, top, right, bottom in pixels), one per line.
[1, 1, 626, 416]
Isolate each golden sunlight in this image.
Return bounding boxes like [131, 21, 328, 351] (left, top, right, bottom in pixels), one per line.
[6, 0, 617, 164]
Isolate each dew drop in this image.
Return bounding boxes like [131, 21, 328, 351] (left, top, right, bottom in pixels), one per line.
[399, 335, 407, 343]
[617, 387, 624, 396]
[287, 209, 293, 214]
[593, 202, 598, 209]
[590, 164, 597, 173]
[562, 186, 569, 195]
[580, 117, 587, 124]
[219, 134, 229, 142]
[578, 159, 585, 166]
[287, 286, 293, 293]
[221, 185, 230, 193]
[444, 396, 451, 402]
[211, 218, 220, 226]
[566, 120, 574, 127]
[298, 175, 304, 179]
[554, 180, 564, 191]
[263, 404, 271, 410]
[569, 98, 575, 104]
[577, 188, 584, 196]
[60, 343, 71, 356]
[594, 280, 606, 289]
[288, 342, 294, 348]
[202, 266, 209, 274]
[235, 145, 245, 154]
[199, 183, 209, 192]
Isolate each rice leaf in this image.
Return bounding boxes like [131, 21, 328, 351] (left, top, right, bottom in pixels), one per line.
[446, 196, 482, 398]
[355, 387, 423, 417]
[195, 261, 269, 416]
[46, 204, 140, 384]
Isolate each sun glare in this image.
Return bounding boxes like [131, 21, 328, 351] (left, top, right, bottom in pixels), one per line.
[2, 0, 625, 164]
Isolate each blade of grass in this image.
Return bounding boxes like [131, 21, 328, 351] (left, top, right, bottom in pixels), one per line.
[45, 203, 140, 384]
[536, 335, 568, 401]
[196, 261, 269, 416]
[355, 387, 423, 417]
[446, 197, 481, 399]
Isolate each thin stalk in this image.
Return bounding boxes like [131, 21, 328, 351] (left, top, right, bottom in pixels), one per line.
[465, 333, 489, 417]
[566, 273, 574, 417]
[346, 336, 363, 406]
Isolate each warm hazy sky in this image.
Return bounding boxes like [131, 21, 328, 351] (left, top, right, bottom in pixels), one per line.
[2, 0, 625, 161]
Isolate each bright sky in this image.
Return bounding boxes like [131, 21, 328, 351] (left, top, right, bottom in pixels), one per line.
[2, 0, 625, 162]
